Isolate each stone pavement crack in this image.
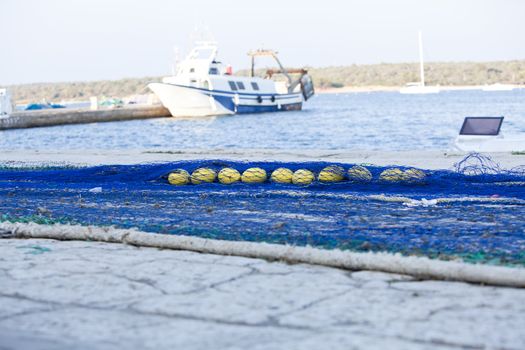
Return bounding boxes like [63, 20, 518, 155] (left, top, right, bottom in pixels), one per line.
[2, 238, 525, 349]
[0, 292, 313, 331]
[387, 334, 488, 350]
[183, 268, 258, 295]
[111, 274, 170, 295]
[270, 288, 356, 320]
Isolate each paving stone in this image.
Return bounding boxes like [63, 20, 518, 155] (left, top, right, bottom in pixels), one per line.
[1, 238, 524, 350]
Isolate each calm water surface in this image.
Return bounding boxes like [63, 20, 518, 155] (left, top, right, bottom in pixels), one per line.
[2, 90, 524, 151]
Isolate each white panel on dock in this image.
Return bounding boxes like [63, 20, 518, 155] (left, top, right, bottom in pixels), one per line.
[0, 88, 13, 116]
[90, 96, 98, 110]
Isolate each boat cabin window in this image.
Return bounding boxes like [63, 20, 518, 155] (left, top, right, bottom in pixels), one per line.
[228, 81, 238, 91]
[236, 82, 245, 90]
[189, 68, 195, 73]
[459, 117, 504, 136]
[251, 82, 259, 91]
[209, 67, 219, 75]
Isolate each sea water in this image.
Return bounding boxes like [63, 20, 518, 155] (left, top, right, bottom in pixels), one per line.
[2, 89, 524, 151]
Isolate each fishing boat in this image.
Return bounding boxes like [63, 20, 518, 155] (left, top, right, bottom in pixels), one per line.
[148, 42, 315, 117]
[399, 31, 440, 94]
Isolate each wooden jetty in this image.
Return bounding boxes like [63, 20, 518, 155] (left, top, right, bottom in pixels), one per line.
[0, 105, 171, 130]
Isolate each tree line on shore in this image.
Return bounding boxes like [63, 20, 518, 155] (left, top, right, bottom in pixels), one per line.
[308, 60, 525, 88]
[7, 60, 525, 103]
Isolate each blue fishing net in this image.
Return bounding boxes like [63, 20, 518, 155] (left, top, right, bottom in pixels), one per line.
[1, 153, 524, 266]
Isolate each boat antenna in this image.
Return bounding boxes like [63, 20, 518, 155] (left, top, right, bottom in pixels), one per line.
[190, 22, 215, 44]
[171, 46, 180, 76]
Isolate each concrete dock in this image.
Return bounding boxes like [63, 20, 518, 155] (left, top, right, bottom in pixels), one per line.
[0, 105, 171, 130]
[1, 237, 524, 350]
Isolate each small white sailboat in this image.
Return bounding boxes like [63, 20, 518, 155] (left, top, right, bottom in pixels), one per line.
[400, 31, 440, 94]
[481, 83, 515, 92]
[148, 42, 314, 118]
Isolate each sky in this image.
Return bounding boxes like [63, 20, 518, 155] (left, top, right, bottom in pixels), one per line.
[1, 0, 525, 85]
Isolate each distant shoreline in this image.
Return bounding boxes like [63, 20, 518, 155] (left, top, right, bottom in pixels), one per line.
[6, 57, 525, 103]
[317, 84, 524, 94]
[11, 83, 524, 105]
[11, 84, 524, 105]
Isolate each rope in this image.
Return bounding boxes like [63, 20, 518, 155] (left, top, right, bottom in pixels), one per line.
[2, 221, 524, 288]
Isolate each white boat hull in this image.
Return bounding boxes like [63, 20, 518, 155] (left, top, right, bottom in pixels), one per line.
[149, 83, 303, 118]
[148, 83, 233, 117]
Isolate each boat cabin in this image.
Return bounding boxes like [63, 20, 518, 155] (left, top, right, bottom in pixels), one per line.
[162, 43, 278, 94]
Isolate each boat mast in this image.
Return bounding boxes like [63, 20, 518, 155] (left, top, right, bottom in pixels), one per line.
[418, 30, 425, 87]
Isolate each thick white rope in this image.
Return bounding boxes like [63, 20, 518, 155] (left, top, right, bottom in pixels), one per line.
[2, 221, 524, 288]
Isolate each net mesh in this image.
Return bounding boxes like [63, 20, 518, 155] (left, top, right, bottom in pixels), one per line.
[1, 154, 524, 266]
[454, 152, 525, 176]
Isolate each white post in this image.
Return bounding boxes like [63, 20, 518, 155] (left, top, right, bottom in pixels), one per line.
[418, 31, 425, 87]
[90, 96, 98, 110]
[0, 88, 13, 116]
